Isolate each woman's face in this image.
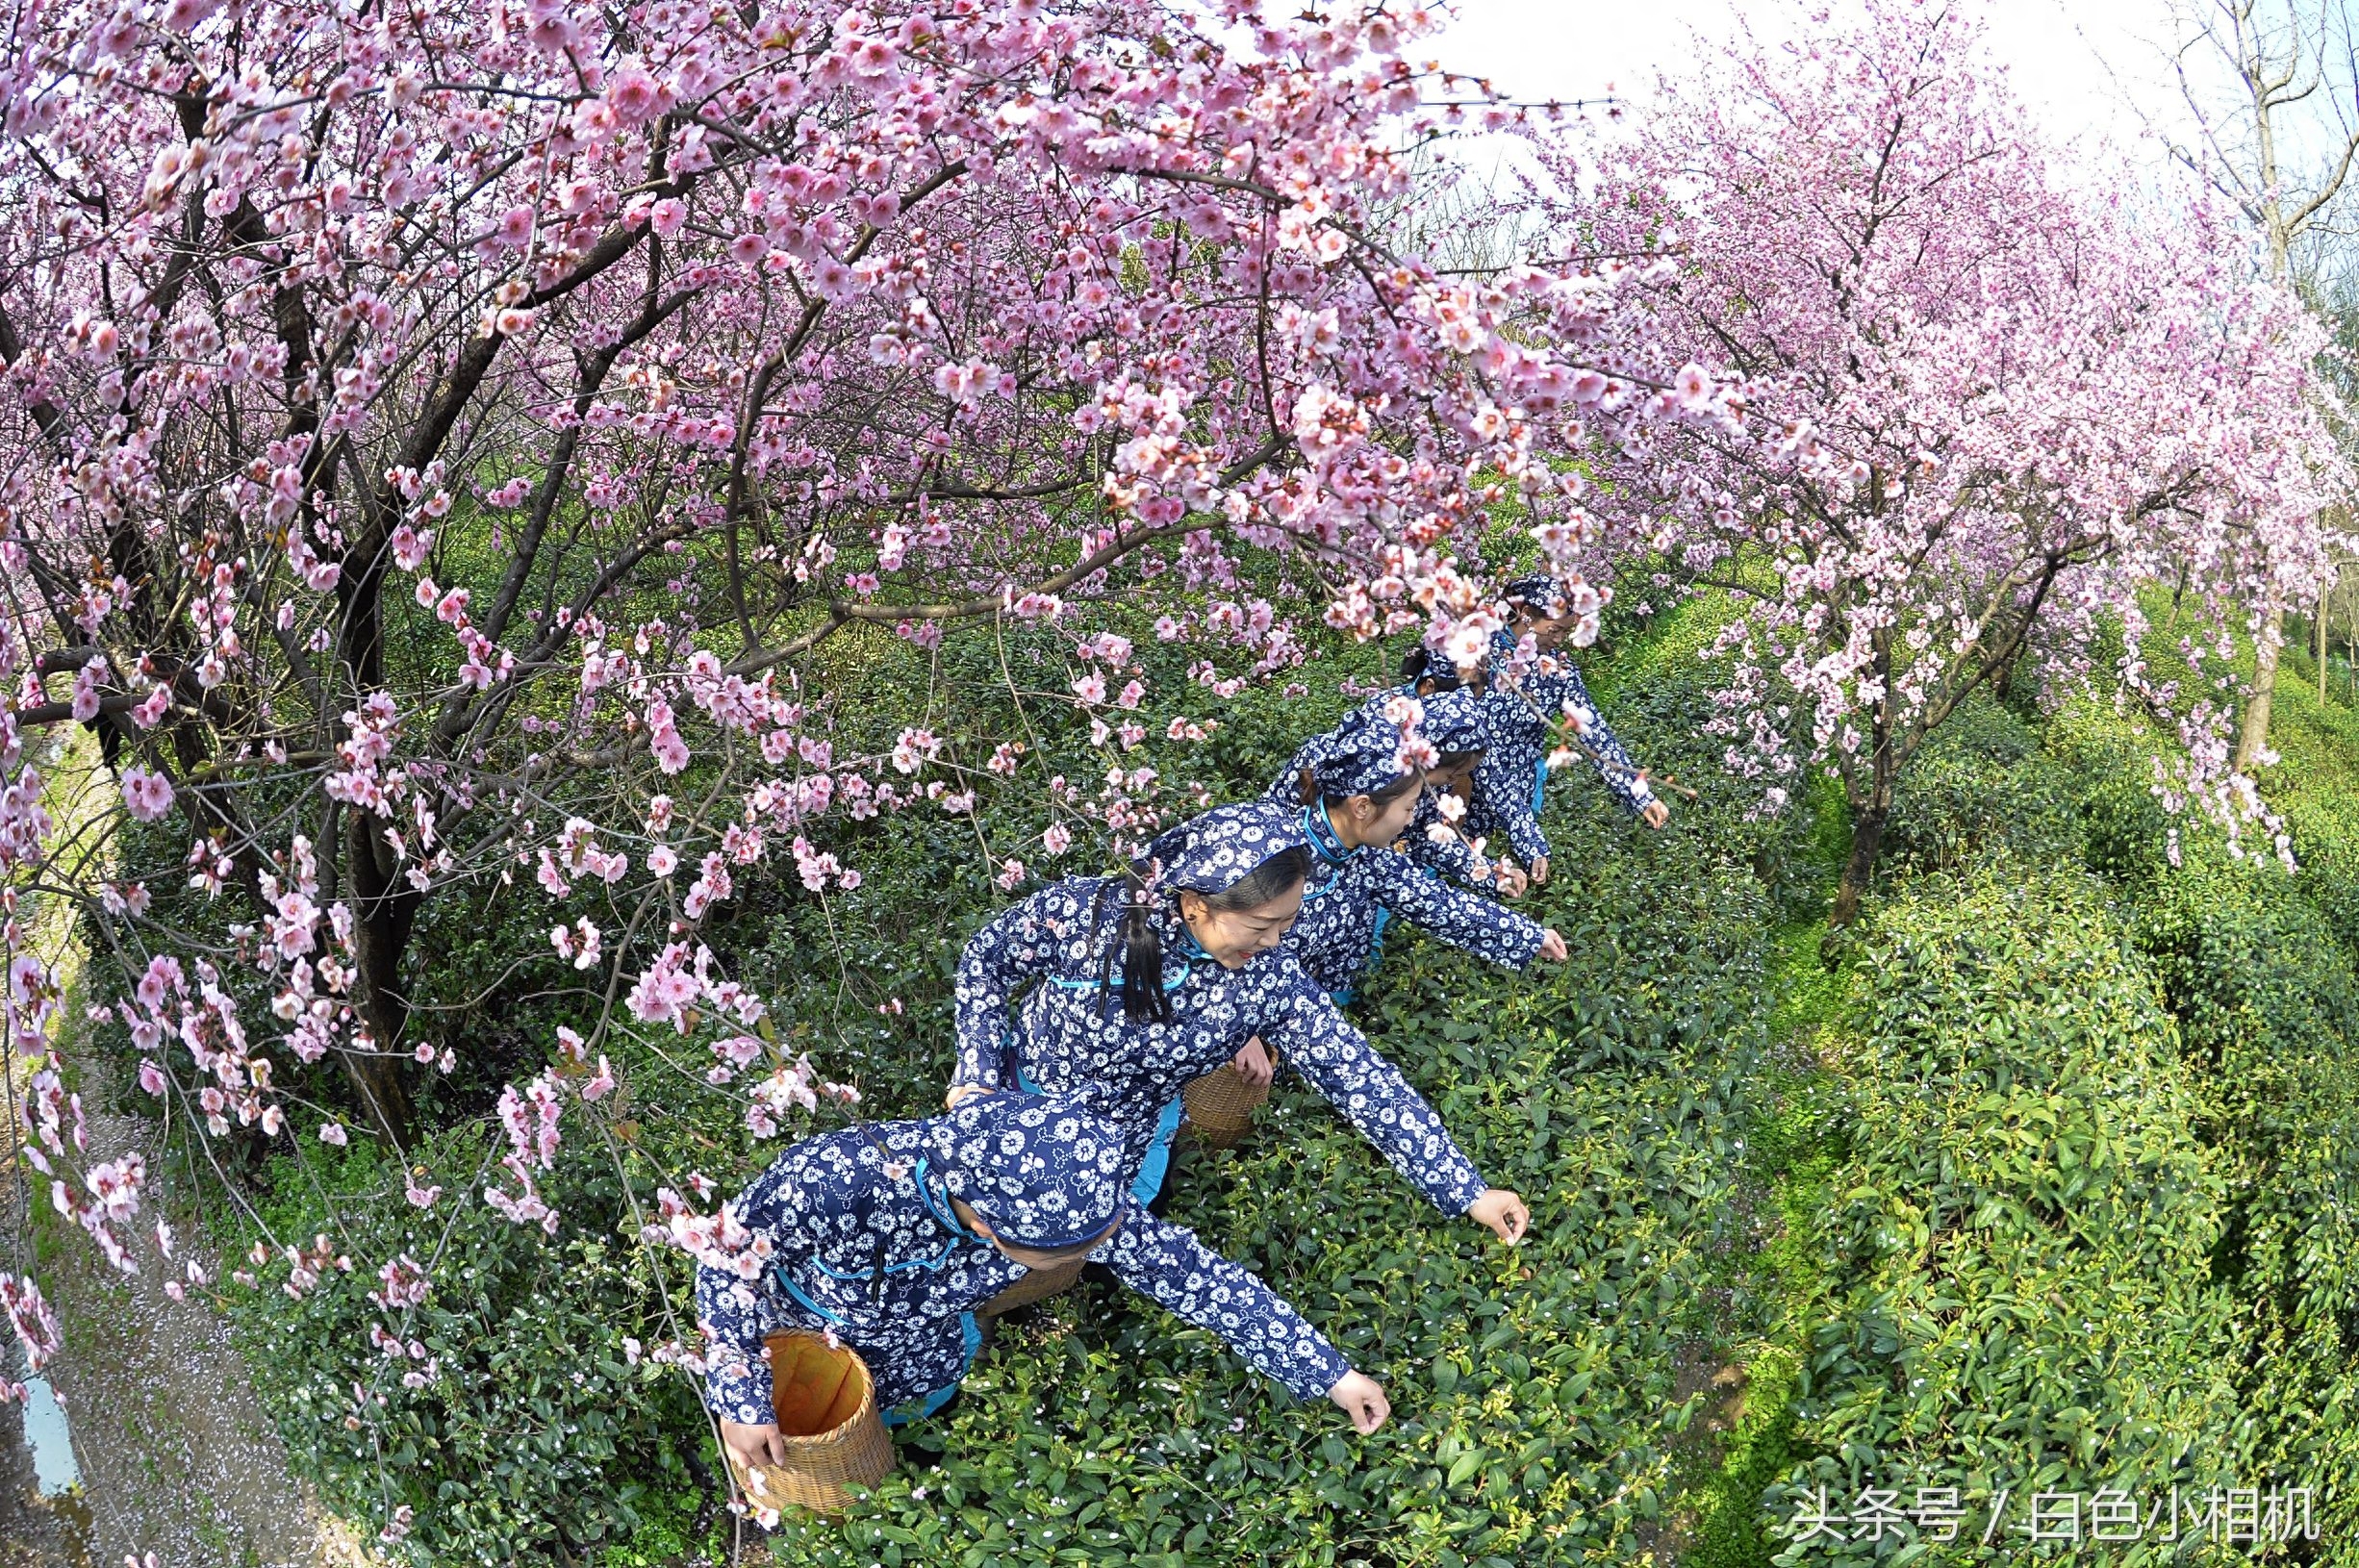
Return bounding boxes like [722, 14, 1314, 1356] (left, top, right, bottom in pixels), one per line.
[993, 1212, 1124, 1271]
[1179, 880, 1306, 968]
[955, 1201, 1126, 1270]
[1516, 608, 1576, 650]
[1430, 757, 1480, 797]
[1339, 781, 1422, 847]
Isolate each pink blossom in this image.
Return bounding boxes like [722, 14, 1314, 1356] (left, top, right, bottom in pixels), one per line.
[370, 1254, 429, 1311]
[890, 727, 940, 773]
[120, 768, 174, 822]
[1, 1275, 62, 1372]
[161, 0, 218, 32]
[1572, 0, 2339, 878]
[605, 66, 668, 125]
[69, 665, 100, 721]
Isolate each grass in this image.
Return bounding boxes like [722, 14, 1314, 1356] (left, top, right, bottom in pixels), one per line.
[1676, 912, 1858, 1568]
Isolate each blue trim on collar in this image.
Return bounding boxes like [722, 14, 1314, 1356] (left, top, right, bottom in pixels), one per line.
[1303, 802, 1354, 867]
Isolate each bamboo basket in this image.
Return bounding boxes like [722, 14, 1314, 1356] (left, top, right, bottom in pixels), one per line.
[977, 1253, 1088, 1316]
[726, 1331, 895, 1514]
[1181, 1049, 1279, 1149]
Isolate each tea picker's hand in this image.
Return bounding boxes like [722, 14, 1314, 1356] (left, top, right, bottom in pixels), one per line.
[721, 1419, 786, 1474]
[944, 1082, 991, 1110]
[1231, 1035, 1274, 1087]
[1536, 928, 1567, 964]
[1493, 863, 1531, 898]
[1640, 797, 1671, 830]
[1328, 1370, 1391, 1434]
[1466, 1188, 1529, 1246]
[1529, 856, 1550, 886]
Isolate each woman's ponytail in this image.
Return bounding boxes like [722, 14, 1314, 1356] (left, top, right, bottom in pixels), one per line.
[1097, 868, 1175, 1024]
[1295, 766, 1320, 807]
[1402, 645, 1473, 695]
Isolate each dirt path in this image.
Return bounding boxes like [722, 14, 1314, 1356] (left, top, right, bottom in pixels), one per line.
[29, 1077, 386, 1568]
[1, 736, 383, 1568]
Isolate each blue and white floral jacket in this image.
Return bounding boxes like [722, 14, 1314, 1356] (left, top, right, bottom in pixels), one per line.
[695, 1119, 1352, 1419]
[952, 877, 1489, 1215]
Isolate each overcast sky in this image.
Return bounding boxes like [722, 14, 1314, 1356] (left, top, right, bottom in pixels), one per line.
[1429, 0, 2199, 178]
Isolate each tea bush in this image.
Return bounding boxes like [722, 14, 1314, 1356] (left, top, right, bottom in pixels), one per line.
[226, 1125, 723, 1565]
[1768, 870, 2245, 1566]
[755, 751, 1783, 1567]
[2044, 674, 2359, 1543]
[2122, 846, 2359, 1546]
[1877, 697, 2081, 882]
[122, 597, 2359, 1566]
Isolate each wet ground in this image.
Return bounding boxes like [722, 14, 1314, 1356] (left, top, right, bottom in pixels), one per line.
[0, 1359, 96, 1568]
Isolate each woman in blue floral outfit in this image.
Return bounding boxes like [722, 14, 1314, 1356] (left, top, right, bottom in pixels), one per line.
[697, 1094, 1394, 1484]
[1260, 697, 1565, 1002]
[946, 801, 1529, 1239]
[1471, 576, 1672, 887]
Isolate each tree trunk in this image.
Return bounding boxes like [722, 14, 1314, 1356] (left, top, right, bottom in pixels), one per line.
[345, 809, 419, 1148]
[324, 477, 421, 1148]
[1991, 644, 2020, 703]
[2236, 596, 2284, 771]
[1829, 647, 1898, 932]
[2320, 594, 2329, 705]
[1829, 795, 1889, 931]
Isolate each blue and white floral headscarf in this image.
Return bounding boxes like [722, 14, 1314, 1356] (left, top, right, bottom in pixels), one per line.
[922, 1093, 1130, 1249]
[1299, 704, 1419, 798]
[1503, 574, 1568, 616]
[1139, 800, 1307, 894]
[1416, 688, 1486, 755]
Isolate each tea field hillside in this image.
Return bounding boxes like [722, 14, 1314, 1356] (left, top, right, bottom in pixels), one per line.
[66, 599, 2359, 1568]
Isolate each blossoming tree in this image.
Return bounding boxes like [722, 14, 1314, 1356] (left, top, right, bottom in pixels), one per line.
[1566, 0, 2345, 925]
[0, 0, 1723, 1485]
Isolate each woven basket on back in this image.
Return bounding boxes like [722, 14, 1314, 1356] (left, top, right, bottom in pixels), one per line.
[726, 1331, 895, 1515]
[977, 1253, 1087, 1316]
[1181, 1049, 1279, 1149]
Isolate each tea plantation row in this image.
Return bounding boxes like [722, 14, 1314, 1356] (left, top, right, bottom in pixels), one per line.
[76, 602, 2359, 1565]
